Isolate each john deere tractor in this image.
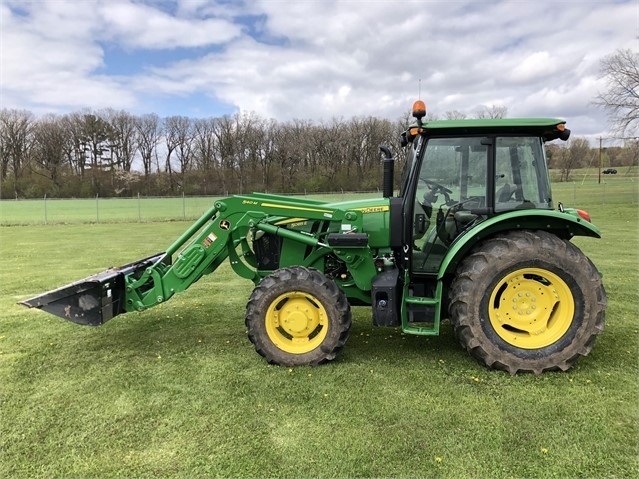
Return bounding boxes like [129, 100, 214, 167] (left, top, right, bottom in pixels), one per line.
[22, 101, 606, 374]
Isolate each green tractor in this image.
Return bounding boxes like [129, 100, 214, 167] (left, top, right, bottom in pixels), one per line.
[22, 101, 606, 374]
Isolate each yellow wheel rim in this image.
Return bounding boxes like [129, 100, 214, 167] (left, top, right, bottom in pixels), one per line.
[488, 268, 575, 349]
[265, 291, 329, 354]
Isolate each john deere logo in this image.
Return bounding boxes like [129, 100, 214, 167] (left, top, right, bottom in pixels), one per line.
[219, 220, 230, 230]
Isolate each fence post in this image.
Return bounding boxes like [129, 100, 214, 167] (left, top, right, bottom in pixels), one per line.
[138, 193, 141, 223]
[182, 192, 186, 220]
[44, 194, 47, 225]
[96, 194, 100, 223]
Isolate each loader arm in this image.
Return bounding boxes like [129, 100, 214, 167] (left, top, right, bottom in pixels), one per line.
[20, 193, 377, 326]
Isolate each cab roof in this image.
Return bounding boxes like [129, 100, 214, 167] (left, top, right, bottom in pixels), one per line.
[413, 118, 568, 142]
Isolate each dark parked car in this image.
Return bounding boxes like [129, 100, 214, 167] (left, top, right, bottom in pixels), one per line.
[603, 168, 618, 174]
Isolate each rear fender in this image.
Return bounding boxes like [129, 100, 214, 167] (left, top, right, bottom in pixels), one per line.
[438, 209, 601, 279]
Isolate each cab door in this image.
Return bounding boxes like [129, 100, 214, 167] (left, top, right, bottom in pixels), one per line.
[410, 137, 490, 274]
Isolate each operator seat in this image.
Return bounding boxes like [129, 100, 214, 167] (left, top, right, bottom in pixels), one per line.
[497, 183, 514, 203]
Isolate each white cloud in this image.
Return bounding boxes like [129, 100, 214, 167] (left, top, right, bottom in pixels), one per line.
[1, 0, 636, 138]
[510, 51, 561, 83]
[0, 2, 129, 113]
[98, 2, 242, 49]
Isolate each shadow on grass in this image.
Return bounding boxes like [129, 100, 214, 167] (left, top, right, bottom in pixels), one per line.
[31, 301, 466, 373]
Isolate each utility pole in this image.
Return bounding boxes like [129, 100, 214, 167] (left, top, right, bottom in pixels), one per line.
[598, 137, 602, 184]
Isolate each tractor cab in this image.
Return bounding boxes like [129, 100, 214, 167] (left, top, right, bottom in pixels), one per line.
[399, 102, 569, 276]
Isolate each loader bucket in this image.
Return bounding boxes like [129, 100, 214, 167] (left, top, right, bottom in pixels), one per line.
[20, 252, 167, 326]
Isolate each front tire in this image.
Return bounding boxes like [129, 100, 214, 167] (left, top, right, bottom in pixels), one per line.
[245, 266, 351, 366]
[448, 230, 606, 374]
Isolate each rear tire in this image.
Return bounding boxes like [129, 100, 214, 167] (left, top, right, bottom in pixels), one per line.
[245, 266, 351, 366]
[448, 230, 606, 374]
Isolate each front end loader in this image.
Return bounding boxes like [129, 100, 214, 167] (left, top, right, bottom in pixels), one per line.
[21, 101, 606, 374]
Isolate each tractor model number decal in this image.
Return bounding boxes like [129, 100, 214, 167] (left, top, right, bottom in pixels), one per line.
[288, 220, 309, 228]
[354, 206, 389, 214]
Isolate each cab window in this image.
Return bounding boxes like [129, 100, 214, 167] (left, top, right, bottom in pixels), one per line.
[494, 137, 551, 211]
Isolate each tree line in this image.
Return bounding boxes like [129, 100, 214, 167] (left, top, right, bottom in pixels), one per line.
[0, 103, 636, 199]
[0, 108, 414, 199]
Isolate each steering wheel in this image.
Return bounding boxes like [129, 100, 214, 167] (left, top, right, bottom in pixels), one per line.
[421, 179, 452, 195]
[420, 178, 453, 205]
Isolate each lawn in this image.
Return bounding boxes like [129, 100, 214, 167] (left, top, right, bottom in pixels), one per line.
[0, 192, 380, 225]
[0, 182, 637, 478]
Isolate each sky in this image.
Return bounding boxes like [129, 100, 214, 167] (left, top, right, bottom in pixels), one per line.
[1, 0, 637, 141]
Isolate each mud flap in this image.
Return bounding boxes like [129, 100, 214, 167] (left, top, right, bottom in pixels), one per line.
[19, 252, 167, 326]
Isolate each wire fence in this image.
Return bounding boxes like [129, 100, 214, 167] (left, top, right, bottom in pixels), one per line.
[0, 181, 636, 226]
[552, 179, 638, 208]
[0, 191, 380, 226]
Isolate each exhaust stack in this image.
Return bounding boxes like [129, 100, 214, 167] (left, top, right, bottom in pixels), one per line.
[379, 145, 394, 198]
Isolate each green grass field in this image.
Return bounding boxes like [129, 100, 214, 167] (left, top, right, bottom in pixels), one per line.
[0, 175, 636, 226]
[0, 181, 637, 478]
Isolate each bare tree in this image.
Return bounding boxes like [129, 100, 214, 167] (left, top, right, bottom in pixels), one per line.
[346, 116, 394, 188]
[256, 118, 277, 192]
[192, 118, 217, 169]
[240, 114, 271, 192]
[557, 137, 591, 182]
[165, 116, 194, 191]
[618, 139, 639, 168]
[271, 119, 310, 192]
[135, 114, 161, 178]
[310, 118, 348, 190]
[61, 112, 88, 177]
[475, 104, 508, 119]
[0, 109, 34, 192]
[213, 112, 259, 194]
[594, 49, 639, 137]
[104, 109, 137, 172]
[31, 114, 70, 190]
[445, 110, 467, 120]
[192, 117, 218, 194]
[163, 116, 182, 191]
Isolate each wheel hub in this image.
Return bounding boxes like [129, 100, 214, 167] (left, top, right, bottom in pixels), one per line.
[489, 268, 574, 349]
[278, 298, 323, 335]
[266, 292, 328, 354]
